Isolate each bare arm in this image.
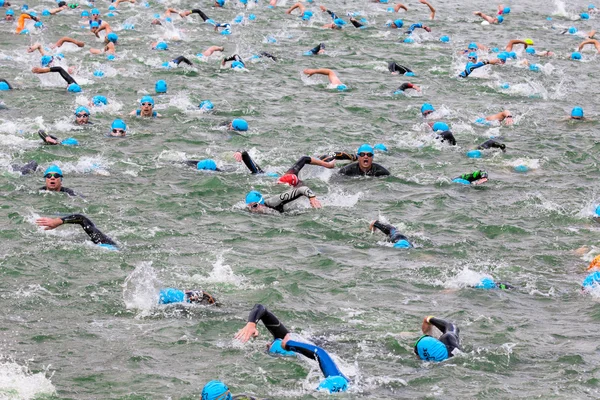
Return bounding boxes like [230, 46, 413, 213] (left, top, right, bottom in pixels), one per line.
[27, 43, 45, 55]
[393, 3, 408, 12]
[505, 39, 527, 52]
[419, 0, 435, 20]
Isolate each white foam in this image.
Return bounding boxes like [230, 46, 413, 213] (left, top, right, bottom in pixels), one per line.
[122, 261, 162, 313]
[0, 359, 56, 400]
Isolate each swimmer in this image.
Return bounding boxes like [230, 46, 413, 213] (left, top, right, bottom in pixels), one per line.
[73, 106, 92, 125]
[201, 380, 267, 400]
[89, 33, 118, 55]
[391, 3, 408, 13]
[245, 185, 321, 213]
[1, 0, 12, 7]
[453, 170, 488, 185]
[473, 277, 514, 290]
[38, 129, 79, 146]
[182, 159, 222, 171]
[150, 7, 180, 25]
[388, 61, 413, 75]
[428, 122, 456, 145]
[587, 254, 600, 271]
[460, 42, 488, 55]
[178, 8, 217, 26]
[130, 96, 161, 118]
[215, 22, 231, 34]
[393, 82, 421, 94]
[415, 316, 461, 361]
[370, 220, 412, 248]
[459, 52, 503, 78]
[566, 106, 588, 121]
[36, 214, 117, 248]
[10, 160, 38, 175]
[582, 271, 600, 291]
[338, 144, 390, 176]
[477, 139, 506, 151]
[505, 39, 529, 52]
[386, 19, 404, 29]
[473, 10, 504, 24]
[39, 165, 76, 196]
[419, 0, 436, 20]
[31, 66, 80, 92]
[227, 118, 249, 132]
[109, 119, 127, 137]
[158, 288, 216, 305]
[222, 54, 245, 69]
[45, 1, 70, 15]
[200, 45, 224, 57]
[91, 20, 113, 38]
[577, 39, 600, 53]
[479, 110, 514, 125]
[5, 9, 14, 21]
[421, 103, 435, 117]
[15, 11, 40, 34]
[305, 42, 325, 55]
[405, 22, 431, 34]
[303, 68, 347, 91]
[0, 79, 13, 90]
[234, 304, 349, 393]
[162, 56, 193, 68]
[319, 5, 345, 29]
[49, 37, 86, 50]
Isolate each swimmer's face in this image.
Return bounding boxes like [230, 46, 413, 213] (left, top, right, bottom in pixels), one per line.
[110, 128, 126, 137]
[6, 15, 14, 21]
[91, 13, 100, 20]
[75, 111, 90, 125]
[422, 110, 433, 118]
[358, 152, 373, 170]
[151, 19, 161, 25]
[248, 202, 266, 213]
[44, 173, 63, 191]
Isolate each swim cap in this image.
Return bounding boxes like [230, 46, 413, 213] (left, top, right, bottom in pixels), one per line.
[337, 84, 348, 91]
[525, 47, 535, 54]
[508, 51, 517, 59]
[106, 54, 115, 60]
[277, 174, 299, 186]
[234, 15, 243, 23]
[34, 21, 43, 28]
[155, 41, 168, 50]
[301, 10, 312, 20]
[355, 144, 373, 156]
[164, 17, 171, 22]
[20, 29, 30, 35]
[106, 12, 115, 17]
[468, 42, 478, 50]
[514, 165, 528, 173]
[42, 9, 50, 16]
[497, 53, 508, 62]
[197, 159, 217, 171]
[475, 277, 496, 289]
[583, 271, 600, 290]
[374, 143, 388, 151]
[421, 103, 435, 114]
[491, 47, 499, 53]
[568, 27, 577, 34]
[393, 240, 411, 248]
[199, 100, 214, 110]
[529, 64, 540, 72]
[92, 95, 108, 105]
[28, 11, 36, 17]
[111, 119, 127, 131]
[333, 18, 346, 26]
[596, 205, 600, 216]
[44, 165, 63, 177]
[0, 82, 10, 91]
[231, 118, 248, 131]
[403, 37, 414, 43]
[22, 4, 28, 10]
[440, 35, 450, 43]
[394, 19, 403, 28]
[245, 190, 264, 205]
[75, 106, 90, 115]
[467, 150, 482, 158]
[581, 12, 590, 20]
[468, 52, 478, 61]
[81, 10, 88, 16]
[523, 38, 534, 45]
[497, 15, 504, 23]
[231, 60, 244, 69]
[93, 70, 105, 77]
[201, 381, 232, 400]
[140, 95, 154, 106]
[216, 0, 225, 5]
[67, 83, 81, 92]
[571, 52, 582, 60]
[90, 21, 99, 28]
[41, 55, 53, 67]
[432, 122, 449, 132]
[155, 80, 167, 93]
[404, 71, 415, 77]
[0, 0, 5, 6]
[268, 339, 297, 357]
[161, 61, 171, 69]
[91, 8, 99, 15]
[7, 9, 14, 15]
[452, 178, 471, 185]
[107, 33, 118, 43]
[248, 14, 256, 20]
[317, 376, 348, 393]
[503, 7, 510, 14]
[158, 288, 185, 304]
[589, 254, 600, 270]
[571, 106, 584, 118]
[61, 138, 79, 146]
[108, 5, 116, 10]
[415, 336, 449, 361]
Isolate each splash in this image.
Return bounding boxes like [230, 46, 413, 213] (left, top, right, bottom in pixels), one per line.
[0, 358, 55, 400]
[122, 261, 162, 313]
[190, 253, 245, 287]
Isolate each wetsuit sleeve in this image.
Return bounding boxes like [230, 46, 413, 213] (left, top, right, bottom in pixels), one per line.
[429, 317, 461, 354]
[370, 163, 390, 176]
[49, 66, 77, 85]
[60, 214, 116, 246]
[0, 79, 13, 90]
[477, 139, 506, 151]
[326, 10, 338, 20]
[190, 9, 209, 21]
[172, 56, 193, 66]
[259, 52, 277, 61]
[60, 187, 77, 197]
[240, 151, 263, 174]
[223, 54, 241, 63]
[13, 160, 38, 174]
[247, 304, 290, 339]
[372, 220, 394, 236]
[309, 43, 324, 55]
[459, 61, 487, 78]
[397, 83, 415, 91]
[264, 186, 315, 212]
[284, 340, 344, 378]
[437, 131, 456, 145]
[338, 162, 361, 176]
[183, 160, 200, 167]
[319, 152, 357, 162]
[285, 156, 311, 176]
[388, 62, 411, 74]
[428, 317, 457, 336]
[350, 19, 363, 28]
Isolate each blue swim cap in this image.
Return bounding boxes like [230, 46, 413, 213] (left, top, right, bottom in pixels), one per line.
[497, 53, 508, 62]
[508, 51, 517, 59]
[61, 138, 79, 146]
[404, 71, 415, 77]
[415, 336, 449, 361]
[491, 47, 499, 53]
[468, 51, 478, 60]
[234, 15, 243, 23]
[75, 106, 90, 115]
[106, 12, 115, 17]
[165, 17, 171, 22]
[155, 41, 168, 50]
[583, 271, 600, 290]
[22, 4, 28, 10]
[216, 0, 225, 5]
[199, 100, 214, 110]
[421, 103, 435, 114]
[42, 9, 50, 16]
[497, 15, 504, 23]
[571, 106, 584, 118]
[245, 190, 264, 205]
[28, 11, 36, 17]
[161, 61, 171, 69]
[503, 7, 510, 14]
[357, 143, 374, 155]
[394, 19, 403, 28]
[107, 33, 118, 43]
[475, 277, 496, 289]
[153, 13, 160, 18]
[248, 14, 256, 20]
[432, 122, 449, 132]
[67, 83, 81, 93]
[337, 84, 348, 91]
[7, 9, 14, 15]
[93, 70, 105, 77]
[595, 205, 600, 216]
[231, 118, 248, 131]
[155, 80, 167, 93]
[581, 12, 590, 20]
[90, 21, 99, 28]
[106, 54, 115, 60]
[34, 21, 43, 28]
[80, 10, 89, 16]
[91, 8, 99, 15]
[0, 82, 10, 91]
[111, 119, 127, 131]
[568, 26, 577, 34]
[317, 376, 348, 393]
[301, 10, 313, 20]
[334, 18, 346, 26]
[20, 29, 30, 35]
[268, 339, 296, 357]
[467, 150, 482, 158]
[590, 4, 596, 9]
[140, 95, 154, 106]
[201, 381, 232, 400]
[374, 143, 388, 151]
[108, 5, 116, 10]
[514, 165, 528, 173]
[44, 165, 63, 176]
[525, 47, 535, 54]
[468, 42, 478, 50]
[228, 60, 244, 70]
[393, 239, 411, 248]
[474, 117, 491, 125]
[571, 52, 582, 60]
[403, 37, 414, 43]
[529, 64, 540, 72]
[197, 159, 218, 171]
[92, 95, 108, 105]
[440, 35, 450, 43]
[158, 288, 185, 304]
[41, 55, 53, 67]
[452, 178, 471, 185]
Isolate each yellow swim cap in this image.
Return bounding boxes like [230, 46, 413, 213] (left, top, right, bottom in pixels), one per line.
[524, 38, 534, 45]
[588, 254, 600, 271]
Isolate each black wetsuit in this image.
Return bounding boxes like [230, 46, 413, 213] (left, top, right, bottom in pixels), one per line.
[247, 303, 290, 339]
[477, 139, 506, 151]
[338, 162, 390, 177]
[388, 62, 412, 74]
[436, 130, 456, 145]
[190, 8, 210, 22]
[259, 52, 277, 61]
[40, 186, 76, 197]
[349, 18, 364, 28]
[319, 151, 357, 163]
[414, 317, 461, 358]
[60, 214, 117, 246]
[0, 79, 13, 89]
[264, 186, 316, 212]
[371, 220, 411, 245]
[171, 56, 193, 66]
[308, 43, 325, 55]
[455, 170, 487, 183]
[395, 82, 417, 92]
[238, 151, 264, 174]
[48, 66, 77, 85]
[11, 160, 38, 175]
[223, 54, 245, 67]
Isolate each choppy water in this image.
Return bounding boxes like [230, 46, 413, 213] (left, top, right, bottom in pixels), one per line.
[2, 0, 600, 398]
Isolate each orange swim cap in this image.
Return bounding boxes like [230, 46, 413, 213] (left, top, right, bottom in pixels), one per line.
[588, 255, 600, 271]
[277, 174, 299, 186]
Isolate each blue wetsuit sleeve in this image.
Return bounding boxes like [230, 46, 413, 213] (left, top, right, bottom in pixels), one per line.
[284, 340, 344, 378]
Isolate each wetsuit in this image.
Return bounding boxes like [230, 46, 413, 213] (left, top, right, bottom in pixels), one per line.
[48, 66, 78, 85]
[307, 43, 325, 55]
[477, 139, 506, 151]
[223, 54, 245, 67]
[264, 186, 316, 212]
[349, 18, 364, 28]
[459, 61, 489, 78]
[259, 52, 277, 61]
[455, 170, 487, 183]
[238, 151, 264, 174]
[371, 220, 411, 246]
[338, 162, 390, 177]
[59, 214, 117, 246]
[388, 62, 412, 74]
[135, 109, 158, 117]
[319, 151, 357, 163]
[40, 186, 76, 196]
[247, 303, 290, 339]
[190, 8, 211, 22]
[89, 18, 103, 26]
[414, 317, 461, 358]
[11, 160, 38, 174]
[171, 55, 193, 66]
[436, 130, 456, 145]
[0, 79, 13, 89]
[405, 22, 429, 34]
[394, 82, 417, 92]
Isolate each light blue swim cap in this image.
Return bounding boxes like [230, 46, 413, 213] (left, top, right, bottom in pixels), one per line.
[394, 19, 403, 28]
[497, 53, 508, 62]
[61, 138, 79, 146]
[41, 55, 53, 67]
[404, 37, 414, 43]
[6, 9, 14, 15]
[571, 106, 584, 118]
[155, 41, 168, 50]
[248, 14, 256, 20]
[44, 165, 63, 176]
[529, 64, 540, 72]
[232, 118, 248, 131]
[374, 143, 388, 151]
[106, 54, 115, 60]
[568, 26, 577, 34]
[28, 10, 36, 17]
[92, 95, 108, 105]
[475, 277, 496, 289]
[497, 15, 504, 23]
[317, 376, 348, 393]
[91, 8, 99, 15]
[140, 95, 154, 106]
[107, 33, 118, 43]
[199, 100, 214, 110]
[216, 0, 225, 5]
[337, 84, 348, 91]
[230, 61, 244, 70]
[491, 47, 499, 53]
[468, 42, 477, 50]
[111, 119, 127, 131]
[387, 7, 393, 12]
[583, 272, 600, 290]
[595, 205, 600, 216]
[508, 51, 517, 59]
[503, 7, 510, 14]
[20, 29, 30, 35]
[75, 106, 90, 115]
[108, 5, 116, 10]
[161, 61, 171, 69]
[404, 71, 415, 77]
[268, 339, 296, 357]
[93, 70, 105, 77]
[452, 178, 471, 185]
[197, 159, 217, 171]
[21, 4, 28, 10]
[106, 12, 115, 17]
[421, 103, 435, 114]
[468, 51, 478, 60]
[165, 17, 171, 22]
[34, 21, 43, 28]
[356, 144, 374, 156]
[432, 122, 449, 132]
[416, 336, 449, 361]
[67, 83, 81, 93]
[525, 47, 535, 54]
[245, 190, 264, 205]
[155, 80, 167, 93]
[266, 36, 276, 43]
[440, 35, 450, 43]
[500, 83, 510, 89]
[158, 288, 185, 304]
[514, 165, 528, 173]
[201, 380, 232, 400]
[90, 20, 99, 28]
[42, 9, 50, 16]
[571, 52, 582, 60]
[393, 239, 411, 248]
[301, 10, 313, 20]
[334, 18, 346, 26]
[581, 12, 590, 20]
[234, 15, 243, 23]
[0, 82, 10, 91]
[467, 150, 482, 158]
[80, 10, 89, 16]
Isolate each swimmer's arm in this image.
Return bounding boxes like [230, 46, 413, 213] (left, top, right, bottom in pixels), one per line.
[309, 157, 335, 169]
[427, 316, 456, 334]
[588, 30, 596, 39]
[27, 43, 45, 55]
[419, 0, 435, 20]
[49, 6, 66, 14]
[129, 109, 137, 116]
[36, 217, 64, 230]
[394, 3, 408, 12]
[234, 150, 264, 174]
[505, 39, 527, 51]
[370, 220, 394, 235]
[48, 66, 77, 85]
[244, 303, 290, 339]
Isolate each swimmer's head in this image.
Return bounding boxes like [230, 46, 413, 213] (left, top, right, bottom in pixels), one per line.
[432, 122, 449, 132]
[403, 37, 414, 43]
[75, 106, 90, 115]
[496, 15, 504, 23]
[581, 12, 590, 20]
[393, 240, 411, 249]
[301, 10, 313, 20]
[44, 165, 63, 179]
[334, 18, 346, 26]
[80, 9, 89, 17]
[0, 82, 10, 91]
[6, 9, 15, 16]
[414, 336, 449, 361]
[393, 19, 403, 28]
[245, 191, 265, 210]
[525, 47, 535, 54]
[107, 54, 115, 61]
[42, 9, 50, 16]
[197, 159, 218, 171]
[508, 51, 517, 59]
[468, 42, 478, 50]
[374, 143, 388, 152]
[154, 41, 168, 50]
[475, 277, 496, 289]
[155, 80, 167, 93]
[529, 64, 540, 72]
[357, 143, 374, 156]
[568, 27, 577, 34]
[571, 52, 582, 60]
[439, 35, 450, 43]
[317, 376, 348, 393]
[231, 60, 244, 69]
[497, 53, 508, 63]
[589, 4, 597, 10]
[201, 380, 231, 400]
[92, 95, 108, 105]
[421, 103, 435, 116]
[231, 118, 248, 131]
[467, 52, 478, 62]
[571, 106, 584, 119]
[583, 271, 600, 290]
[67, 83, 81, 93]
[27, 10, 36, 18]
[40, 55, 53, 67]
[91, 8, 99, 15]
[337, 84, 348, 91]
[467, 150, 482, 158]
[140, 95, 154, 107]
[199, 100, 214, 110]
[503, 7, 510, 14]
[110, 119, 127, 136]
[106, 33, 118, 43]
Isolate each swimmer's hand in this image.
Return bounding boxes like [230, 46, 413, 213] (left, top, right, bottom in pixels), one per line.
[309, 197, 322, 209]
[369, 220, 376, 232]
[303, 69, 314, 77]
[234, 322, 259, 343]
[233, 151, 243, 162]
[503, 116, 514, 126]
[36, 217, 64, 230]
